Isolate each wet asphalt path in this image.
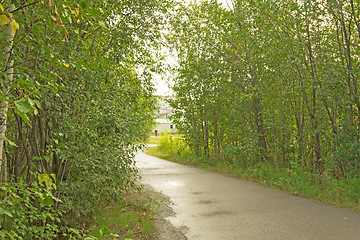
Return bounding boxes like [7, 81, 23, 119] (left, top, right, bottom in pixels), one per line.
[135, 151, 360, 240]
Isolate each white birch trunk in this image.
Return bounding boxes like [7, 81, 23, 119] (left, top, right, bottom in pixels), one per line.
[0, 2, 15, 182]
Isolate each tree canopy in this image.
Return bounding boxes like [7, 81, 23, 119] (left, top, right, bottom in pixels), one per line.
[169, 0, 360, 180]
[0, 0, 173, 238]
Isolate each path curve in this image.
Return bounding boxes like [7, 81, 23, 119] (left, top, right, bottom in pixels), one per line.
[135, 151, 360, 240]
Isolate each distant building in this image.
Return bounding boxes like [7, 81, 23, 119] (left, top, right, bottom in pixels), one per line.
[153, 96, 176, 134]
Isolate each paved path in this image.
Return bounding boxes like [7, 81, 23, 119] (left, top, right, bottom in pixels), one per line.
[135, 151, 360, 240]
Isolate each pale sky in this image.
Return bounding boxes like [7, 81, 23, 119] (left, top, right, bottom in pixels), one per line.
[153, 45, 175, 96]
[153, 74, 173, 96]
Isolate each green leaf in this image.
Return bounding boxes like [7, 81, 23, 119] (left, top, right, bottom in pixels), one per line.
[57, 84, 67, 92]
[39, 193, 53, 207]
[109, 233, 120, 237]
[17, 78, 35, 87]
[38, 173, 47, 183]
[80, 1, 88, 9]
[99, 226, 107, 237]
[0, 135, 18, 147]
[15, 99, 36, 114]
[33, 99, 41, 109]
[17, 111, 30, 125]
[0, 15, 9, 25]
[28, 188, 37, 192]
[38, 173, 56, 190]
[44, 155, 50, 162]
[84, 237, 97, 240]
[27, 98, 38, 115]
[10, 21, 19, 34]
[0, 207, 13, 217]
[50, 173, 56, 182]
[32, 156, 41, 161]
[90, 9, 100, 16]
[68, 228, 80, 235]
[99, 21, 105, 28]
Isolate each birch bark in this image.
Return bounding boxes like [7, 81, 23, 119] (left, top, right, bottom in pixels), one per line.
[0, 2, 15, 182]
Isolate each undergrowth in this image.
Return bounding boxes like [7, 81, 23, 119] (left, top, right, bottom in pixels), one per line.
[88, 189, 157, 240]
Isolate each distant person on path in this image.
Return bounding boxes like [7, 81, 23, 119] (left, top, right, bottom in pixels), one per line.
[155, 129, 158, 137]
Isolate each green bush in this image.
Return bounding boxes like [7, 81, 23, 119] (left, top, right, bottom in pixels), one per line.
[158, 131, 188, 156]
[1, 174, 65, 239]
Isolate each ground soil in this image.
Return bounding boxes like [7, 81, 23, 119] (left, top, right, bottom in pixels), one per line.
[140, 184, 188, 240]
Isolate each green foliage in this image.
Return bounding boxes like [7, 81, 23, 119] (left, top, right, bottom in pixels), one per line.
[244, 163, 360, 211]
[0, 174, 61, 239]
[167, 0, 360, 210]
[146, 136, 162, 145]
[158, 131, 188, 157]
[1, 0, 175, 237]
[88, 191, 157, 239]
[141, 219, 156, 234]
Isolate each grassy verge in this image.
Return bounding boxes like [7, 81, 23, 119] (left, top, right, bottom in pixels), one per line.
[145, 146, 360, 212]
[88, 189, 158, 239]
[146, 136, 162, 145]
[139, 133, 185, 146]
[145, 146, 168, 159]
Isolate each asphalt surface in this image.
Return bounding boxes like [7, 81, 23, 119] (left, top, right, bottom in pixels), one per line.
[135, 151, 360, 240]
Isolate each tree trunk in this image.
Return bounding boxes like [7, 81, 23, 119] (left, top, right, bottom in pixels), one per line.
[213, 110, 220, 159]
[0, 2, 15, 182]
[253, 96, 269, 162]
[203, 120, 209, 156]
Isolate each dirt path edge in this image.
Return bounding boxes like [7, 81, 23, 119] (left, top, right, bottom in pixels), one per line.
[140, 184, 188, 240]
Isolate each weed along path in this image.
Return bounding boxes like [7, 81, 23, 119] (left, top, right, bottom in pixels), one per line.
[135, 151, 360, 240]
